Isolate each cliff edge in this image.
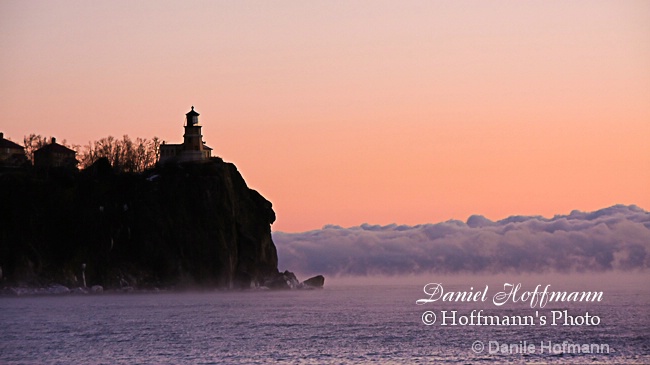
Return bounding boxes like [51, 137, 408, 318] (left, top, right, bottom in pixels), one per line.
[0, 158, 289, 290]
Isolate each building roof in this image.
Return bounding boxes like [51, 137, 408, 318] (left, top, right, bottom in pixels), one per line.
[35, 142, 76, 155]
[203, 144, 213, 150]
[0, 136, 24, 150]
[186, 106, 200, 117]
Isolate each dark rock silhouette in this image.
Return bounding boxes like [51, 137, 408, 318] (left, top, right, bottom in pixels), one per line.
[301, 275, 325, 288]
[0, 157, 311, 290]
[265, 270, 300, 290]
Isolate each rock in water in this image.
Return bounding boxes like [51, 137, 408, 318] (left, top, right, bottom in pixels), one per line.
[282, 271, 300, 288]
[265, 270, 300, 289]
[302, 275, 325, 288]
[47, 284, 71, 295]
[71, 287, 88, 294]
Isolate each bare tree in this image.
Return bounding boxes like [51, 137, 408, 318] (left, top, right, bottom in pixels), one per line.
[23, 134, 48, 163]
[78, 135, 160, 172]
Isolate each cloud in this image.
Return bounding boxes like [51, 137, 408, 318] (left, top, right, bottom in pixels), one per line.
[273, 205, 650, 276]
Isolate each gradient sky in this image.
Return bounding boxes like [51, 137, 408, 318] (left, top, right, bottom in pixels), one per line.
[1, 1, 648, 232]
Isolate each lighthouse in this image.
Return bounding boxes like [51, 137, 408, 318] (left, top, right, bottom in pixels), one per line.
[159, 106, 213, 163]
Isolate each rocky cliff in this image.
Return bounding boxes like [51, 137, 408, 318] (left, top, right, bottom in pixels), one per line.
[0, 158, 284, 289]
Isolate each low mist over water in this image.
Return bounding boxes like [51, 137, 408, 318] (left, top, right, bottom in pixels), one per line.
[1, 273, 647, 364]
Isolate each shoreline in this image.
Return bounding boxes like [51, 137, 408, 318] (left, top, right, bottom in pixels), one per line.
[0, 274, 325, 297]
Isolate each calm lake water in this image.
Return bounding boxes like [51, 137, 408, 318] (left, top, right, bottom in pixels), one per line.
[1, 275, 648, 364]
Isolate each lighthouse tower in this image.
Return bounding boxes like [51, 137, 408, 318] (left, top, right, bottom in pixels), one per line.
[182, 106, 205, 160]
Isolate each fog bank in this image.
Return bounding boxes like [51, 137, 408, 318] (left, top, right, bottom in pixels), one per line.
[274, 205, 650, 276]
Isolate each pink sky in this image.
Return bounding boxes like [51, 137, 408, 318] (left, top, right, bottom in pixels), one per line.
[1, 1, 648, 232]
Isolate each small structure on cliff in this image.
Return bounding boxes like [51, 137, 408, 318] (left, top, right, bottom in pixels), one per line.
[34, 137, 77, 169]
[159, 106, 212, 163]
[0, 132, 26, 168]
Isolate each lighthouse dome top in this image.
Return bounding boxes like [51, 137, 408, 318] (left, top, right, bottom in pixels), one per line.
[186, 106, 200, 117]
[186, 106, 200, 126]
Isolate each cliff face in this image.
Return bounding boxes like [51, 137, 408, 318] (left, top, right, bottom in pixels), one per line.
[0, 158, 279, 289]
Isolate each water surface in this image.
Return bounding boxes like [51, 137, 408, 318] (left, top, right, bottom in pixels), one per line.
[1, 275, 648, 364]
